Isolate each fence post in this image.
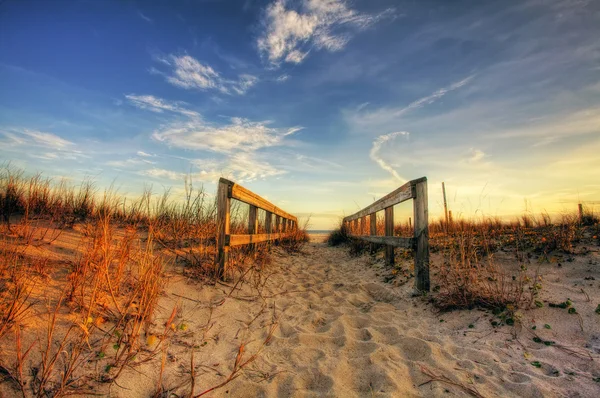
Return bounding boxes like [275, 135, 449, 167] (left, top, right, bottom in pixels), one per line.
[369, 213, 377, 254]
[384, 206, 394, 266]
[413, 179, 430, 292]
[216, 179, 231, 279]
[578, 203, 583, 224]
[360, 216, 366, 235]
[265, 211, 272, 249]
[248, 205, 258, 252]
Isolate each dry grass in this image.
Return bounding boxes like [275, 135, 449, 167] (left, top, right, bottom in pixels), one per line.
[327, 205, 597, 313]
[0, 165, 307, 397]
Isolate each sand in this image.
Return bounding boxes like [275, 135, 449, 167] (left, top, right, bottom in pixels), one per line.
[2, 230, 600, 397]
[110, 233, 600, 397]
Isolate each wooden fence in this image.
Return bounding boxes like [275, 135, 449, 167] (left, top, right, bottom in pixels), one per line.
[215, 177, 298, 278]
[343, 177, 430, 292]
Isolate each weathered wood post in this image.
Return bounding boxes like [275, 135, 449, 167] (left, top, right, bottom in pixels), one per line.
[578, 203, 583, 224]
[265, 211, 272, 249]
[216, 178, 231, 279]
[369, 213, 377, 254]
[384, 206, 394, 266]
[360, 215, 366, 235]
[248, 204, 258, 253]
[413, 178, 430, 292]
[442, 182, 449, 233]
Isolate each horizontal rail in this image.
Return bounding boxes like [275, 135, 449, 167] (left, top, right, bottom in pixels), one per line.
[216, 178, 298, 279]
[348, 234, 414, 249]
[343, 177, 426, 222]
[342, 176, 429, 292]
[228, 232, 293, 247]
[225, 178, 297, 222]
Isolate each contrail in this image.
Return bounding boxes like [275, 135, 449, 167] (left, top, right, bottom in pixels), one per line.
[370, 131, 409, 183]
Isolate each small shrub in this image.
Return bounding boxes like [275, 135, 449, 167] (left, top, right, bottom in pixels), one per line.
[326, 224, 349, 246]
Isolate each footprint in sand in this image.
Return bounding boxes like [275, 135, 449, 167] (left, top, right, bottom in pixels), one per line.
[395, 336, 433, 362]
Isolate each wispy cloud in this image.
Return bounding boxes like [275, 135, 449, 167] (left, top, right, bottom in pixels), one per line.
[20, 129, 74, 149]
[0, 128, 85, 161]
[127, 94, 303, 184]
[151, 54, 258, 95]
[370, 131, 409, 183]
[107, 157, 155, 168]
[140, 153, 285, 184]
[125, 94, 200, 118]
[258, 0, 393, 66]
[346, 76, 474, 131]
[152, 116, 302, 154]
[137, 11, 153, 23]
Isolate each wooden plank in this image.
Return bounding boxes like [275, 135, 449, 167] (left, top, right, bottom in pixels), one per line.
[349, 234, 414, 248]
[360, 215, 366, 235]
[275, 215, 281, 234]
[224, 178, 297, 222]
[215, 179, 231, 279]
[229, 232, 292, 247]
[344, 181, 413, 222]
[414, 178, 430, 292]
[385, 206, 394, 266]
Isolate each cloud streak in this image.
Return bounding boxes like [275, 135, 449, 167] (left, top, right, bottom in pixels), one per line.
[152, 55, 258, 95]
[346, 76, 474, 131]
[125, 94, 200, 118]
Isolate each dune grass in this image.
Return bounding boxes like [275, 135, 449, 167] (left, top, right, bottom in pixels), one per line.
[0, 165, 308, 397]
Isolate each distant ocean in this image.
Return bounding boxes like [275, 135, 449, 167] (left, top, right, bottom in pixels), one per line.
[307, 230, 332, 234]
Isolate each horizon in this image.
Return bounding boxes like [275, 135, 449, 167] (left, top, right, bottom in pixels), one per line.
[1, 0, 599, 230]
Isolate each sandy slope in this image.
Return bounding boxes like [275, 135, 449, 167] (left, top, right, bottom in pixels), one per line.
[109, 235, 600, 398]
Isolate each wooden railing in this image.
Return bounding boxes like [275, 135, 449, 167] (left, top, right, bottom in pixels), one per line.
[215, 178, 298, 278]
[343, 177, 430, 292]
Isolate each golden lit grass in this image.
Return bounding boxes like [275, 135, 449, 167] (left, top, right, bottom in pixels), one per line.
[328, 206, 598, 313]
[0, 165, 309, 397]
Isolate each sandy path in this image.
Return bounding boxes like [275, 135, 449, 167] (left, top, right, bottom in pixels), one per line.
[218, 239, 599, 398]
[114, 238, 600, 397]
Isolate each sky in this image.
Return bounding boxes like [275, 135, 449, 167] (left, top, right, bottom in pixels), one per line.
[1, 0, 599, 230]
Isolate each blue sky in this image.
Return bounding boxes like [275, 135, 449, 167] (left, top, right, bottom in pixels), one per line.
[1, 0, 599, 229]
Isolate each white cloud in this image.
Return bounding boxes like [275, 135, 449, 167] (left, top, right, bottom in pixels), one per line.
[140, 153, 285, 184]
[370, 131, 409, 183]
[276, 74, 290, 82]
[258, 0, 393, 66]
[152, 117, 302, 154]
[20, 129, 74, 149]
[346, 76, 474, 131]
[153, 54, 258, 95]
[0, 128, 85, 162]
[107, 157, 155, 168]
[141, 168, 185, 181]
[464, 148, 485, 163]
[125, 94, 200, 118]
[137, 151, 154, 157]
[193, 152, 286, 182]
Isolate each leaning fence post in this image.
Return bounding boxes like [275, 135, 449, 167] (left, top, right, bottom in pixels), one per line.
[216, 178, 231, 279]
[384, 206, 394, 266]
[413, 178, 430, 292]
